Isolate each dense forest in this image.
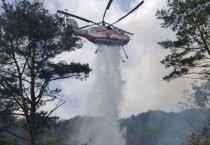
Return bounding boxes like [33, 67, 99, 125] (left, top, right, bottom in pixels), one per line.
[1, 109, 204, 145]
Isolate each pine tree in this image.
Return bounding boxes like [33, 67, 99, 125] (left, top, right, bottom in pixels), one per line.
[156, 0, 210, 81]
[0, 0, 91, 144]
[157, 0, 210, 144]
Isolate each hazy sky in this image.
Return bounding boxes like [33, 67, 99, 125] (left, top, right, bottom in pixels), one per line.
[42, 0, 193, 119]
[1, 0, 193, 119]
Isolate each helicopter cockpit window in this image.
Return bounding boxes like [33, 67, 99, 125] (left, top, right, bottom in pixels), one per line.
[83, 30, 88, 34]
[77, 30, 82, 33]
[90, 29, 95, 33]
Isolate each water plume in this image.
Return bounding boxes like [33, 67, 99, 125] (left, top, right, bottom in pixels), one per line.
[72, 45, 126, 145]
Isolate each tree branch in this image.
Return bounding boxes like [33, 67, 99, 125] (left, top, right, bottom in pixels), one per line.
[0, 128, 27, 141]
[0, 112, 25, 116]
[47, 100, 66, 117]
[198, 25, 210, 56]
[0, 137, 21, 145]
[0, 70, 30, 83]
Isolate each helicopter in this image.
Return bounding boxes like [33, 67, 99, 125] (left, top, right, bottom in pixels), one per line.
[57, 0, 144, 48]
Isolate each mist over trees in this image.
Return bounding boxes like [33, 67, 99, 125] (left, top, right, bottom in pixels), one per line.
[156, 0, 210, 144]
[0, 0, 91, 145]
[2, 109, 202, 145]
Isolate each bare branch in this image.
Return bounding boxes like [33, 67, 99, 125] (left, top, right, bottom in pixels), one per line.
[47, 100, 66, 117]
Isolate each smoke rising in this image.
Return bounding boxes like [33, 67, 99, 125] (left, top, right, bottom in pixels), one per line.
[71, 45, 126, 145]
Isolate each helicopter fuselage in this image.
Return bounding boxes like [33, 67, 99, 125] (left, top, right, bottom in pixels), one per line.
[64, 13, 131, 46]
[70, 26, 130, 46]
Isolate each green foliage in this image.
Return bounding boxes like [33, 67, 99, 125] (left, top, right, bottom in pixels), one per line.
[181, 131, 210, 145]
[157, 1, 210, 143]
[182, 81, 210, 145]
[42, 136, 56, 145]
[36, 116, 90, 145]
[156, 0, 210, 81]
[124, 109, 206, 145]
[0, 109, 205, 145]
[0, 0, 91, 144]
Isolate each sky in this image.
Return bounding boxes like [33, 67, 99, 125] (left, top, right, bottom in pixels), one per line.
[0, 0, 193, 119]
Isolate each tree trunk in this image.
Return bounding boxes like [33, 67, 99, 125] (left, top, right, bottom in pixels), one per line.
[28, 42, 36, 145]
[28, 113, 36, 145]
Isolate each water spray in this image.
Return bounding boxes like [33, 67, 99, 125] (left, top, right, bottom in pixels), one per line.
[72, 45, 126, 145]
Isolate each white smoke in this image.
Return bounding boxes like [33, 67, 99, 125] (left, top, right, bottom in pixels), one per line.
[71, 45, 126, 145]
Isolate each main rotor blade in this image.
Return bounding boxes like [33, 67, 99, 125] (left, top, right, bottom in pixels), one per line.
[79, 22, 103, 29]
[79, 24, 95, 29]
[112, 25, 134, 35]
[57, 10, 96, 24]
[111, 1, 144, 25]
[104, 22, 134, 35]
[102, 0, 114, 23]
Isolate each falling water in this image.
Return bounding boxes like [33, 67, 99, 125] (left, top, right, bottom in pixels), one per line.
[72, 45, 126, 145]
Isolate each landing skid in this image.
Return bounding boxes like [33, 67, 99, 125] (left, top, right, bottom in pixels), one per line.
[95, 44, 101, 53]
[120, 46, 128, 63]
[122, 46, 128, 59]
[95, 48, 99, 54]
